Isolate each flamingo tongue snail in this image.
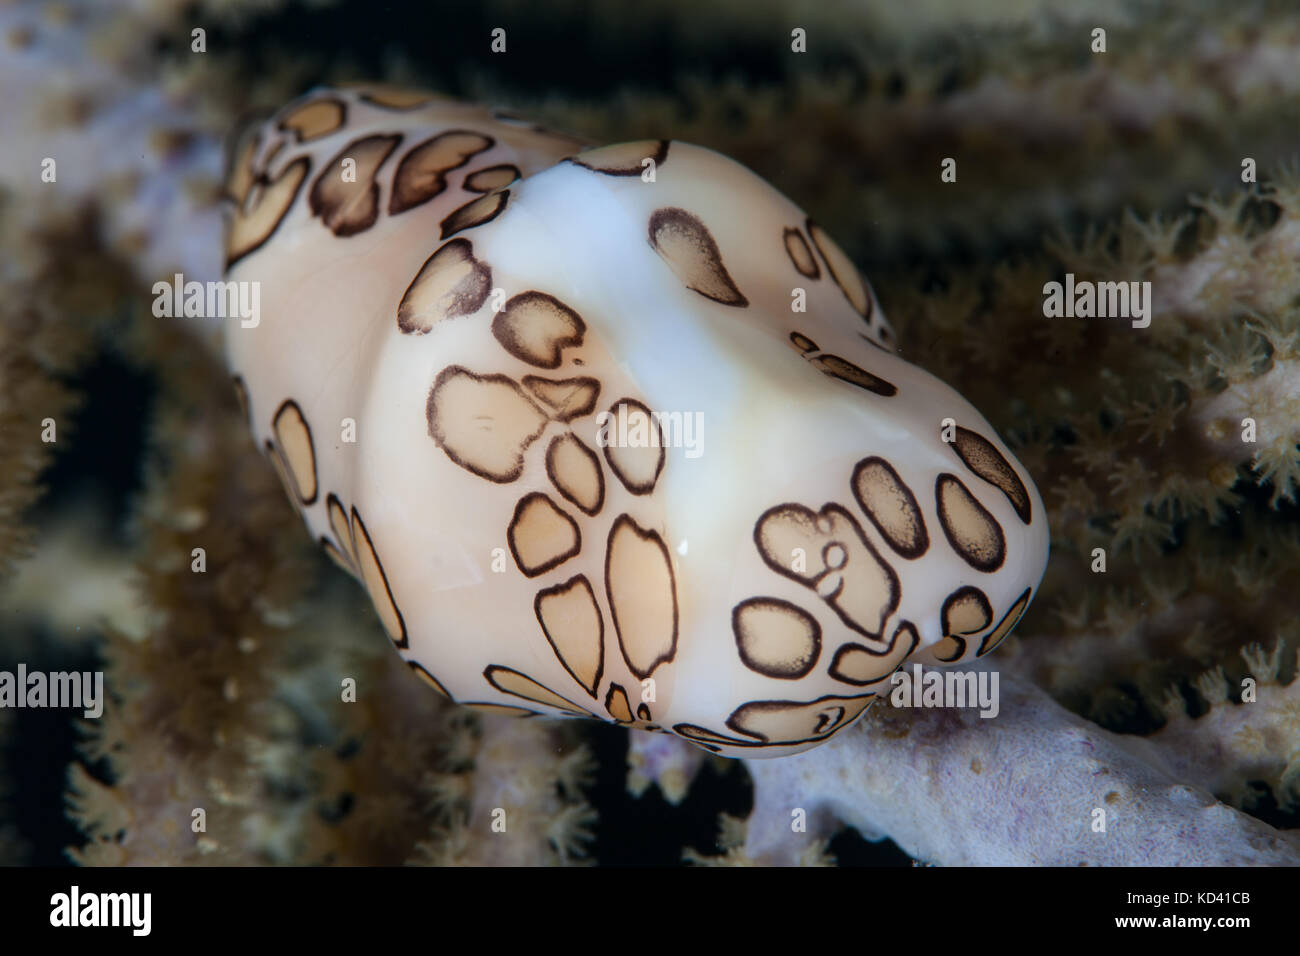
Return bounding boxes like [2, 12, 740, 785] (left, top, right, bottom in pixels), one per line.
[222, 85, 1050, 758]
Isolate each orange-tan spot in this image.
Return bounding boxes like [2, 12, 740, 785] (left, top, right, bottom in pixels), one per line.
[790, 332, 818, 354]
[648, 207, 748, 307]
[754, 503, 899, 642]
[326, 493, 356, 568]
[733, 597, 821, 679]
[389, 129, 494, 214]
[808, 219, 870, 317]
[687, 694, 874, 747]
[942, 586, 992, 637]
[814, 354, 897, 397]
[426, 367, 549, 482]
[272, 399, 317, 504]
[491, 291, 586, 369]
[262, 139, 286, 168]
[925, 637, 966, 663]
[508, 493, 581, 577]
[523, 375, 600, 422]
[605, 684, 634, 723]
[951, 426, 1033, 524]
[464, 702, 542, 717]
[729, 695, 873, 743]
[440, 190, 509, 239]
[605, 515, 678, 680]
[397, 239, 492, 334]
[408, 661, 451, 698]
[226, 156, 309, 267]
[829, 621, 920, 686]
[851, 456, 928, 559]
[601, 398, 664, 495]
[546, 433, 604, 516]
[483, 665, 592, 717]
[321, 537, 353, 574]
[569, 140, 669, 176]
[464, 163, 521, 193]
[354, 85, 439, 109]
[351, 507, 407, 648]
[535, 574, 604, 696]
[783, 227, 820, 278]
[309, 133, 402, 236]
[978, 588, 1032, 657]
[936, 474, 1006, 573]
[278, 96, 346, 142]
[224, 131, 258, 204]
[673, 724, 738, 745]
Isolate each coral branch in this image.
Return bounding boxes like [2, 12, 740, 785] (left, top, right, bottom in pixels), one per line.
[740, 673, 1300, 865]
[626, 727, 707, 804]
[411, 715, 596, 866]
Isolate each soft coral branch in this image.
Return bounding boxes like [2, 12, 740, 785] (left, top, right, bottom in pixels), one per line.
[739, 671, 1300, 865]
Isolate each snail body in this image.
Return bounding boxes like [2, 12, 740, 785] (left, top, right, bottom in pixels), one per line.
[224, 85, 1049, 757]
